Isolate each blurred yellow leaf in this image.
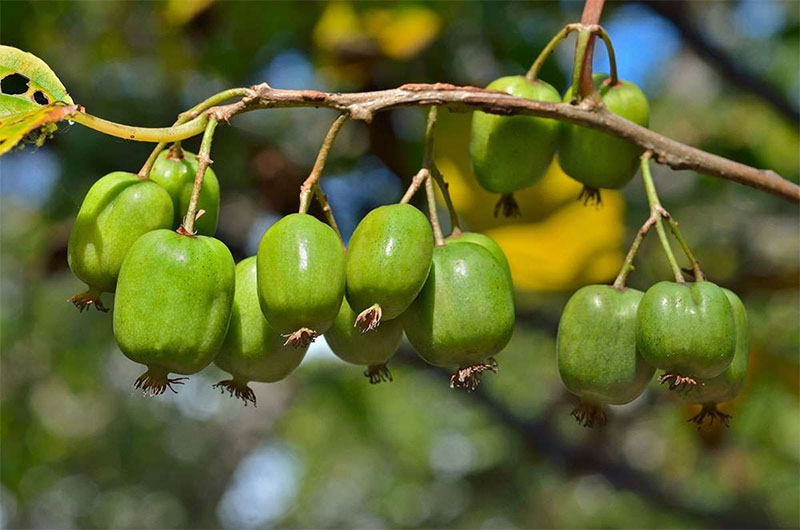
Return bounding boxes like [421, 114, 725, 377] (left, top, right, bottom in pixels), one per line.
[362, 6, 441, 61]
[433, 110, 626, 291]
[313, 2, 368, 53]
[164, 0, 214, 26]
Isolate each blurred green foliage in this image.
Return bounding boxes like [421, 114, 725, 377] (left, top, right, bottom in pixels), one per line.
[1, 1, 798, 528]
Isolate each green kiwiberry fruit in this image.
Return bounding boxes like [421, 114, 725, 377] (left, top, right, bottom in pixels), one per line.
[257, 213, 345, 348]
[403, 242, 515, 390]
[67, 171, 174, 312]
[470, 75, 561, 216]
[445, 231, 512, 282]
[680, 288, 749, 428]
[214, 257, 308, 405]
[325, 297, 403, 384]
[636, 281, 735, 387]
[149, 147, 220, 236]
[113, 229, 235, 395]
[345, 204, 433, 332]
[558, 74, 649, 201]
[557, 285, 654, 427]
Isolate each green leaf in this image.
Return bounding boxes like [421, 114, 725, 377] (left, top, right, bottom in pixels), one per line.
[0, 45, 75, 155]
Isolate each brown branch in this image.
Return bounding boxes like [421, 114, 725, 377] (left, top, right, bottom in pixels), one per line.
[578, 0, 605, 96]
[208, 82, 798, 203]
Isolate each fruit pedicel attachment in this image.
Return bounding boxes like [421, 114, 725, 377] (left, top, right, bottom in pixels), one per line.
[57, 21, 751, 425]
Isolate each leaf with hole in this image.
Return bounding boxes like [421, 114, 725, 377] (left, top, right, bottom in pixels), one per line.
[0, 46, 76, 155]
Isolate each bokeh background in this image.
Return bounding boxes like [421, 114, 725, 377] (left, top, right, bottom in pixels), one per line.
[1, 1, 799, 528]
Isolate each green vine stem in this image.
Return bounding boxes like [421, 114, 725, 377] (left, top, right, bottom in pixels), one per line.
[71, 110, 208, 143]
[425, 175, 445, 247]
[298, 114, 348, 222]
[526, 24, 578, 82]
[641, 153, 685, 283]
[138, 88, 251, 177]
[180, 116, 218, 235]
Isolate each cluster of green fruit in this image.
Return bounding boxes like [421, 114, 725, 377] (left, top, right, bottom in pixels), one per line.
[67, 148, 516, 403]
[557, 281, 748, 428]
[470, 73, 648, 213]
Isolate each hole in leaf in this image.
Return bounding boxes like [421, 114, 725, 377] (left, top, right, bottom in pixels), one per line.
[1, 73, 30, 95]
[33, 91, 50, 105]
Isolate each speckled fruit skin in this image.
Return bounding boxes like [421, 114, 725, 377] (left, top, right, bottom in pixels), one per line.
[470, 76, 562, 193]
[557, 285, 654, 405]
[402, 243, 515, 367]
[325, 297, 404, 366]
[636, 281, 735, 379]
[678, 288, 749, 405]
[215, 257, 307, 383]
[345, 204, 434, 319]
[257, 213, 346, 334]
[149, 149, 220, 236]
[445, 231, 511, 282]
[558, 74, 649, 189]
[113, 230, 235, 375]
[68, 171, 174, 293]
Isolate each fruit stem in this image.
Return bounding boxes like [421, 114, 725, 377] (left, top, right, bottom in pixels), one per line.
[640, 153, 685, 283]
[665, 216, 705, 281]
[298, 114, 349, 215]
[431, 165, 462, 235]
[425, 176, 445, 246]
[525, 24, 578, 82]
[181, 116, 218, 235]
[593, 26, 619, 86]
[612, 214, 656, 290]
[137, 88, 250, 177]
[400, 168, 430, 204]
[569, 29, 594, 103]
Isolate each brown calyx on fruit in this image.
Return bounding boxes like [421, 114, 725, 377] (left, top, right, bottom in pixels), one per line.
[213, 379, 257, 406]
[283, 327, 316, 348]
[494, 193, 521, 218]
[449, 357, 498, 391]
[133, 368, 187, 396]
[688, 404, 731, 429]
[570, 400, 608, 428]
[355, 304, 382, 333]
[659, 373, 702, 391]
[578, 186, 602, 207]
[364, 363, 392, 384]
[68, 288, 109, 313]
[167, 142, 184, 161]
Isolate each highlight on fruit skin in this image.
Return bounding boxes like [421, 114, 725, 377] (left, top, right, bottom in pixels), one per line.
[113, 229, 235, 395]
[67, 171, 174, 313]
[214, 257, 309, 405]
[556, 285, 654, 427]
[444, 231, 512, 283]
[324, 297, 403, 384]
[677, 288, 749, 429]
[345, 204, 433, 333]
[636, 281, 736, 391]
[256, 213, 346, 348]
[469, 75, 562, 217]
[403, 242, 514, 391]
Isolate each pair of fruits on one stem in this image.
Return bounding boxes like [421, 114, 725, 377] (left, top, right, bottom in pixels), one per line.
[470, 73, 649, 214]
[257, 202, 515, 391]
[557, 281, 748, 428]
[67, 147, 220, 312]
